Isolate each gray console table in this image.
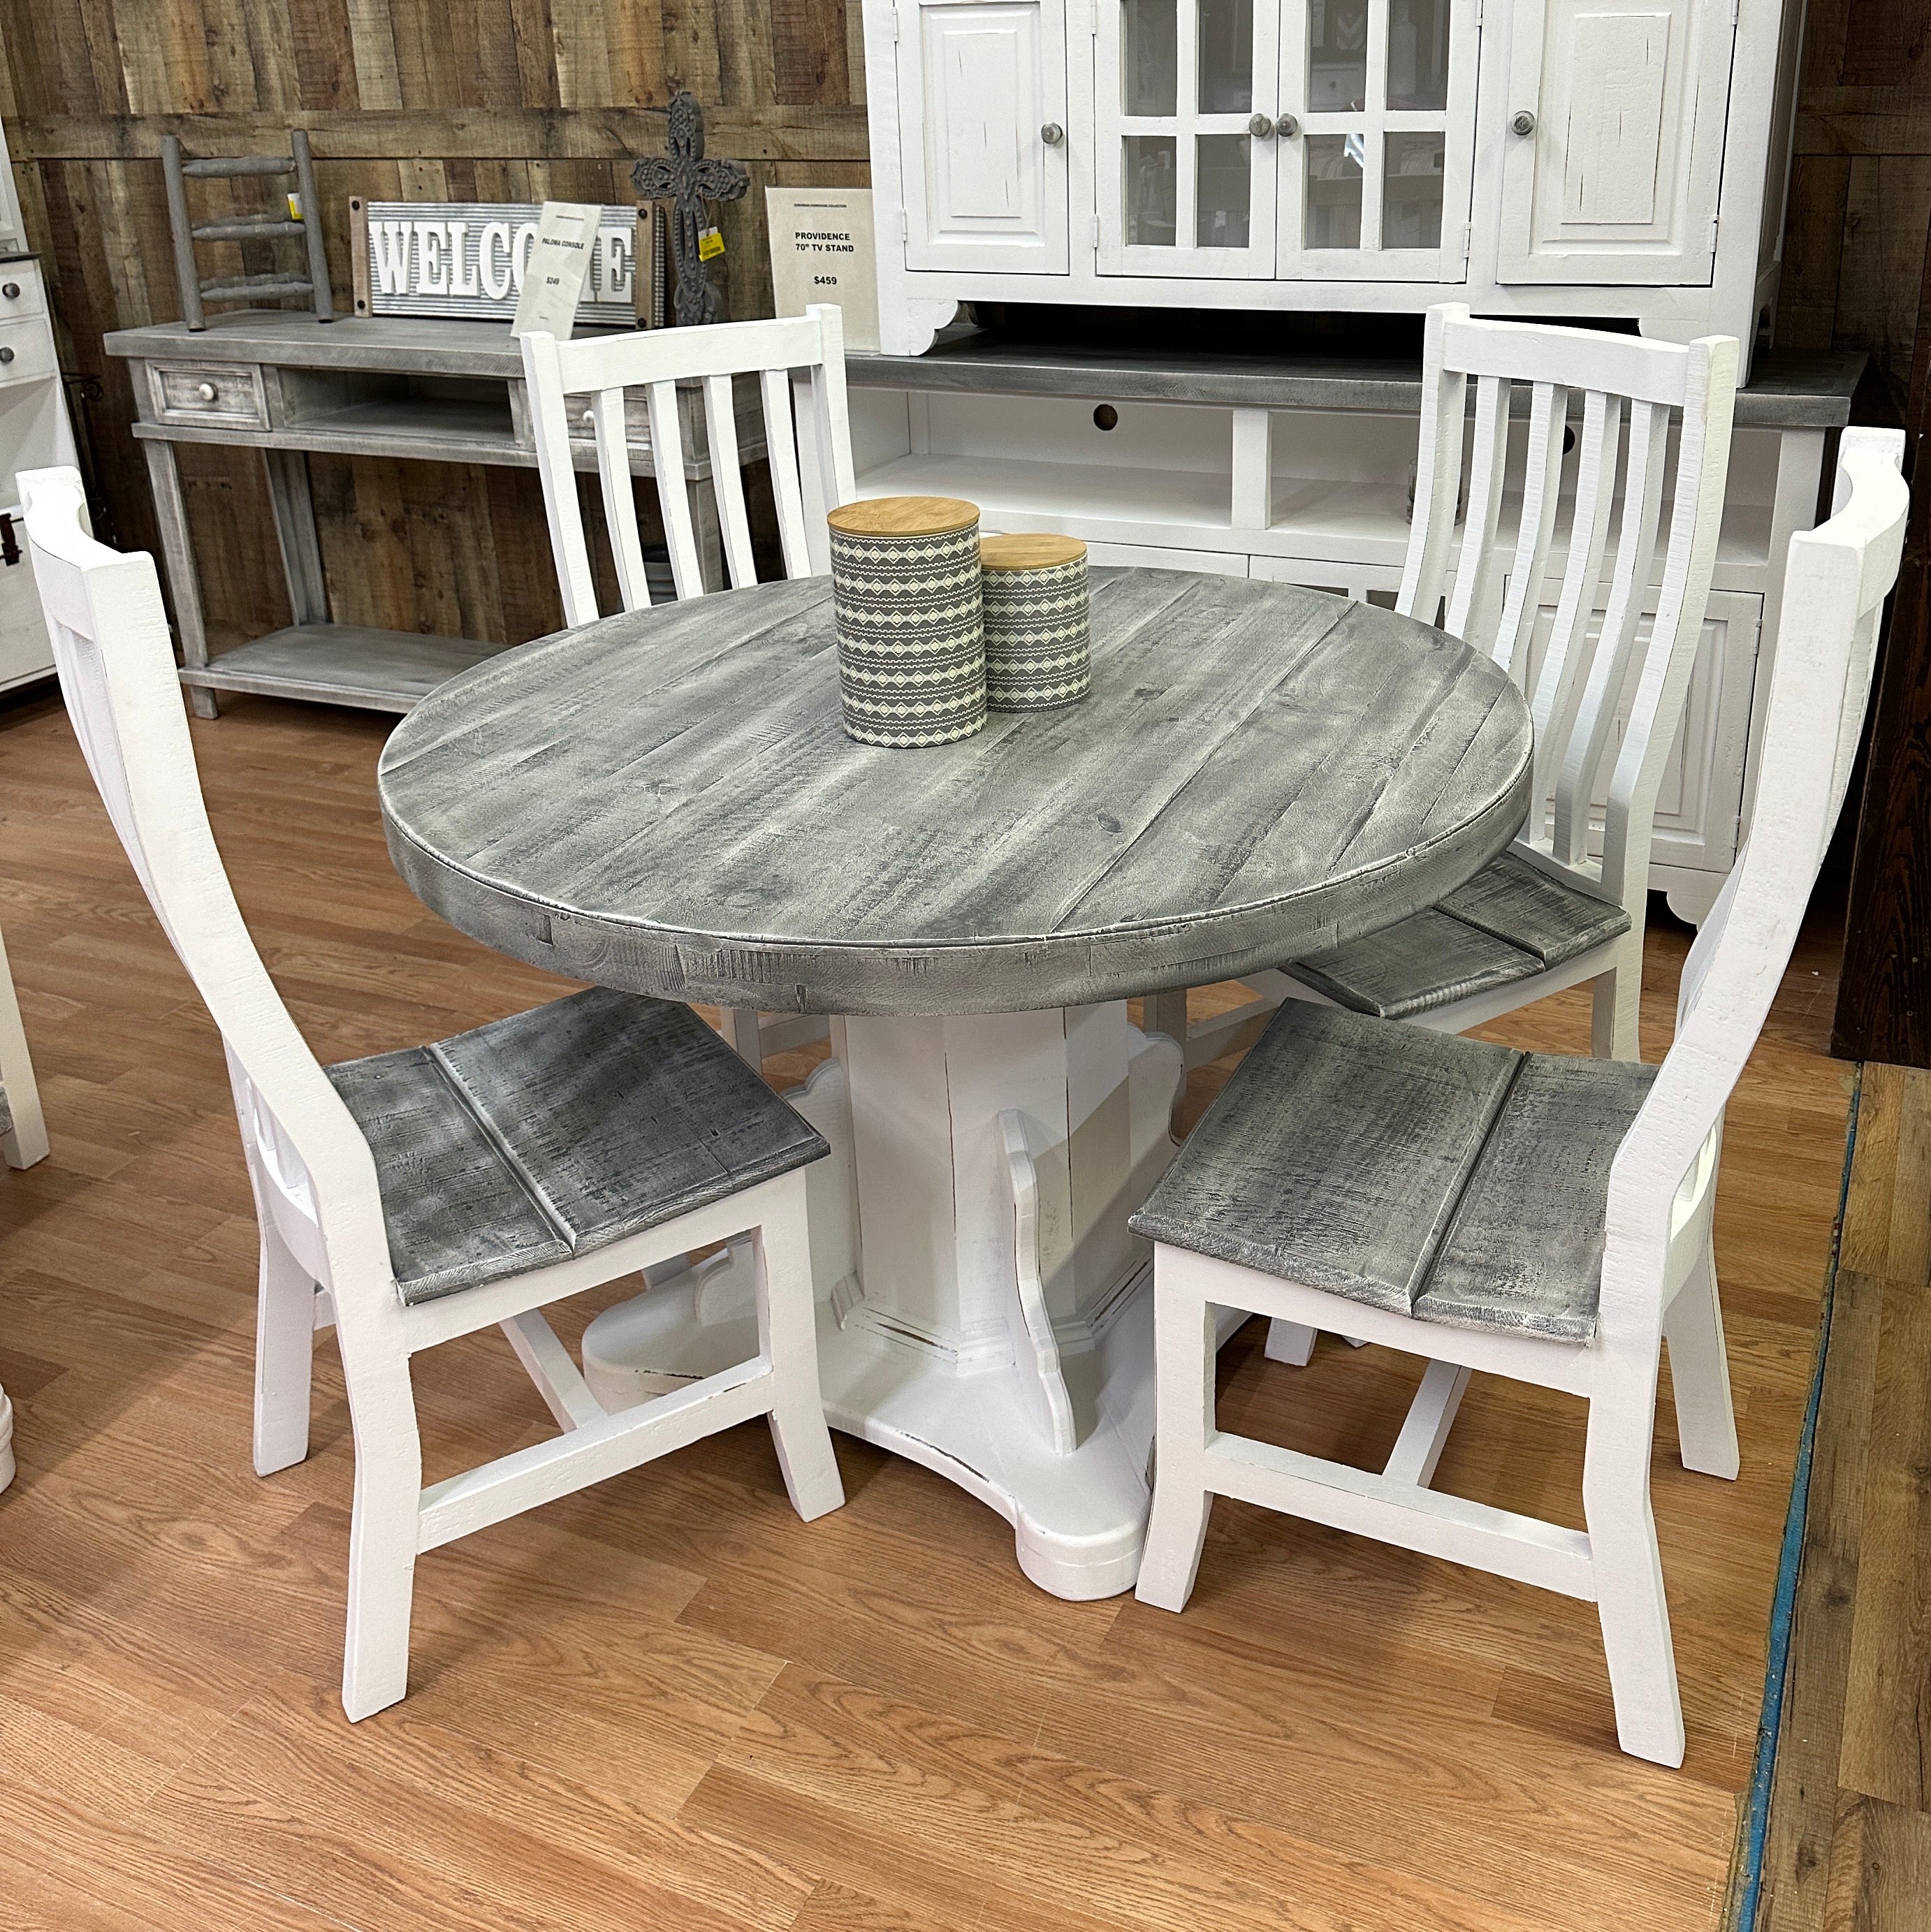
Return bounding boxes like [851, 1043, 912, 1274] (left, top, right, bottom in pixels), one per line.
[104, 312, 764, 717]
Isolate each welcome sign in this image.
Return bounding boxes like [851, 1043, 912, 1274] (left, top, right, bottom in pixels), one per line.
[349, 200, 661, 324]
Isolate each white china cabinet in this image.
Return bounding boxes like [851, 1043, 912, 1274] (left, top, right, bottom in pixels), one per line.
[865, 0, 1802, 364]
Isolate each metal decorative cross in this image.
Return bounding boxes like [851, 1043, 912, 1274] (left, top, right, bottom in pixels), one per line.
[631, 92, 749, 328]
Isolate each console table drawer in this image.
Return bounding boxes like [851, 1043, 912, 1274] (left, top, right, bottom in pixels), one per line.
[0, 265, 46, 322]
[0, 319, 54, 387]
[150, 363, 268, 427]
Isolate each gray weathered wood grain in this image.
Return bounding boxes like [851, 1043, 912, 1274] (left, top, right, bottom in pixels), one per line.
[1129, 1002, 1522, 1315]
[178, 624, 513, 713]
[1283, 850, 1633, 1018]
[1131, 999, 1659, 1341]
[845, 332, 1864, 430]
[329, 986, 827, 1305]
[377, 569, 1536, 1016]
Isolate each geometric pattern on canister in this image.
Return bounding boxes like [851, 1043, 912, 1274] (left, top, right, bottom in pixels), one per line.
[980, 533, 1091, 712]
[829, 495, 986, 748]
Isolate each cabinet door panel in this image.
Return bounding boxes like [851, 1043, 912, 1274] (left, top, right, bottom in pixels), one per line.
[1496, 0, 1734, 285]
[1276, 0, 1480, 283]
[900, 0, 1070, 272]
[1096, 0, 1281, 278]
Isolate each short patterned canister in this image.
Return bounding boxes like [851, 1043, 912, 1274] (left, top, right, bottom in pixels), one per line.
[979, 534, 1091, 712]
[827, 496, 986, 747]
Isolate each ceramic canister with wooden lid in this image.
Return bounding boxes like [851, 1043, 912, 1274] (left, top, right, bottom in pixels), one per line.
[979, 534, 1091, 711]
[826, 496, 985, 747]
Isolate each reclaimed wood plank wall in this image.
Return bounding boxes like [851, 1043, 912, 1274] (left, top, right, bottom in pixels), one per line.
[1779, 0, 1931, 413]
[0, 2, 870, 652]
[1793, 0, 1931, 1063]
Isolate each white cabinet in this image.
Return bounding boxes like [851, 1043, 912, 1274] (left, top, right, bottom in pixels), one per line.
[898, 0, 1072, 273]
[865, 0, 1800, 360]
[0, 249, 75, 695]
[1496, 0, 1735, 285]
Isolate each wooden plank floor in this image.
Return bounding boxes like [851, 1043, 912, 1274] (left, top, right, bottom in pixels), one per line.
[1752, 1059, 1931, 1932]
[0, 685, 1859, 1932]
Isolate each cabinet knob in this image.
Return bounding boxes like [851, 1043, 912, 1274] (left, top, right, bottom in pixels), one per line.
[196, 381, 217, 402]
[1, 283, 17, 300]
[1040, 122, 1064, 146]
[1275, 114, 1300, 138]
[1510, 109, 1537, 137]
[0, 348, 15, 366]
[1248, 114, 1274, 139]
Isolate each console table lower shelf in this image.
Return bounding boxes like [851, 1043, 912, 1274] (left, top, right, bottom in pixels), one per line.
[180, 623, 511, 712]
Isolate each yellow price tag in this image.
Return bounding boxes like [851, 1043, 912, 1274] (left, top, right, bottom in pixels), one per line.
[697, 226, 725, 262]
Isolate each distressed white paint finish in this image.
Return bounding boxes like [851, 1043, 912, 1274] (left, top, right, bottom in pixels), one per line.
[1136, 429, 1909, 1766]
[861, 0, 1795, 360]
[1179, 306, 1737, 1071]
[20, 467, 847, 1720]
[582, 1004, 1184, 1595]
[900, 0, 1070, 273]
[520, 305, 857, 620]
[1497, 0, 1733, 285]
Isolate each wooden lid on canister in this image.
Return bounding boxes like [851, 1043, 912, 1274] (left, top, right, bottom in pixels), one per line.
[826, 495, 979, 537]
[980, 533, 1088, 571]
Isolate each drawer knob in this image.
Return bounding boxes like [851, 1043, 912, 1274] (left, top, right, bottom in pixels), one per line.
[0, 348, 15, 365]
[1040, 123, 1064, 146]
[1276, 114, 1300, 138]
[1, 284, 17, 300]
[1510, 109, 1537, 137]
[583, 408, 596, 427]
[1248, 114, 1274, 139]
[197, 381, 217, 402]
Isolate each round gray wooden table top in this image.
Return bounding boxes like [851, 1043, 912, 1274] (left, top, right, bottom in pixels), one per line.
[379, 569, 1533, 1016]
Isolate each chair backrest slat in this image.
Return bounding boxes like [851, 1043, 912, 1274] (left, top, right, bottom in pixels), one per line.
[1529, 386, 1623, 814]
[1443, 374, 1510, 642]
[1401, 303, 1739, 915]
[1604, 430, 1907, 1317]
[1487, 381, 1569, 687]
[1553, 396, 1673, 863]
[20, 467, 391, 1300]
[704, 372, 759, 589]
[520, 305, 852, 623]
[760, 367, 814, 580]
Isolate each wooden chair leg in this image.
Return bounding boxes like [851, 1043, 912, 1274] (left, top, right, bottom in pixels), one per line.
[755, 1187, 845, 1523]
[1662, 1234, 1740, 1479]
[339, 1348, 425, 1722]
[253, 1217, 317, 1477]
[1589, 937, 1644, 1061]
[0, 929, 48, 1170]
[1136, 1278, 1217, 1611]
[1581, 1369, 1686, 1766]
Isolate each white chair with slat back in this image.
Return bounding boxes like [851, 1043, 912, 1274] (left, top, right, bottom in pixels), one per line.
[1130, 429, 1907, 1767]
[520, 304, 856, 1071]
[21, 466, 846, 1720]
[1159, 305, 1740, 1095]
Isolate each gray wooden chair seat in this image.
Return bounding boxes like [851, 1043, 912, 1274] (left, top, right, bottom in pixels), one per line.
[1281, 851, 1633, 1020]
[326, 986, 827, 1305]
[1130, 1000, 1656, 1342]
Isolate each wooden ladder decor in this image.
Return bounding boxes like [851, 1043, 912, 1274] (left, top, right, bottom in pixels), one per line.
[161, 131, 335, 331]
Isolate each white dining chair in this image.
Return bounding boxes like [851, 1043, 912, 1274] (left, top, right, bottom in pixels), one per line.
[0, 921, 48, 1173]
[520, 305, 855, 1073]
[1156, 305, 1739, 1083]
[21, 464, 846, 1722]
[1129, 428, 1907, 1768]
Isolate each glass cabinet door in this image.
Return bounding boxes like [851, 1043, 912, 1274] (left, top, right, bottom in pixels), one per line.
[1278, 0, 1476, 280]
[1097, 0, 1281, 277]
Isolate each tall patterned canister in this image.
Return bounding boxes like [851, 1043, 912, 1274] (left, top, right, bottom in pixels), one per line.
[979, 534, 1091, 711]
[827, 496, 986, 747]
